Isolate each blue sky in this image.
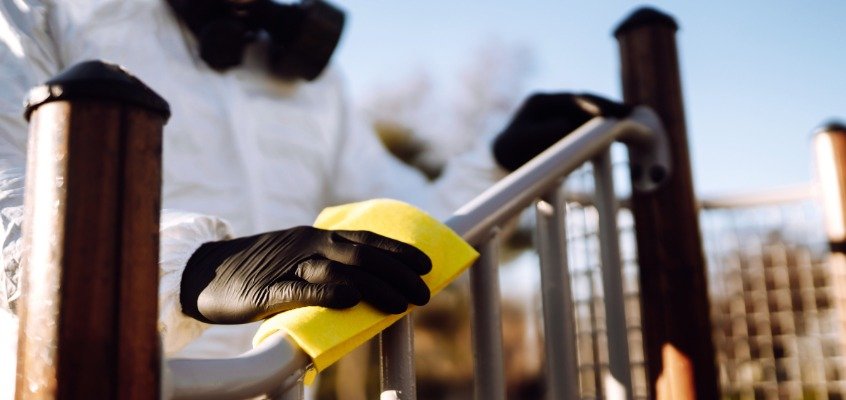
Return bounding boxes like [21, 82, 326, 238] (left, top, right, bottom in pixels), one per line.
[333, 1, 846, 195]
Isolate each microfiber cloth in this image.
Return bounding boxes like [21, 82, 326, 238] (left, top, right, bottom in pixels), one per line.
[252, 199, 479, 384]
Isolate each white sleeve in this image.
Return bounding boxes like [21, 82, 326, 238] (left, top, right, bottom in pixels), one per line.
[0, 1, 233, 357]
[158, 210, 233, 354]
[327, 73, 507, 221]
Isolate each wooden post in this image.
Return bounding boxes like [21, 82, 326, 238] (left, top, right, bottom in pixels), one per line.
[813, 121, 846, 361]
[614, 8, 719, 399]
[15, 61, 170, 399]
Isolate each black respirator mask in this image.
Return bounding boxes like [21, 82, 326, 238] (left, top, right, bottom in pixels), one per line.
[166, 0, 345, 81]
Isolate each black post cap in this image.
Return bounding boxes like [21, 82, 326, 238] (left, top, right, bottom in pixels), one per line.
[817, 120, 846, 134]
[613, 6, 679, 38]
[24, 60, 171, 122]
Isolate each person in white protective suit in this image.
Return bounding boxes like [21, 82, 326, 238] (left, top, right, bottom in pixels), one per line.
[0, 0, 628, 398]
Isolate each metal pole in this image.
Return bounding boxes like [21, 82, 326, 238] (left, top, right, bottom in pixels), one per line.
[592, 150, 633, 398]
[815, 122, 846, 248]
[379, 316, 417, 399]
[468, 234, 506, 400]
[15, 61, 170, 399]
[812, 121, 846, 361]
[269, 379, 304, 400]
[615, 7, 719, 399]
[535, 187, 580, 400]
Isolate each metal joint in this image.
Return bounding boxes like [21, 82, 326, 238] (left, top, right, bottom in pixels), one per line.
[615, 106, 672, 192]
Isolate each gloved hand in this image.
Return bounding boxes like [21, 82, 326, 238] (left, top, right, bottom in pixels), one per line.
[492, 93, 632, 171]
[180, 226, 432, 324]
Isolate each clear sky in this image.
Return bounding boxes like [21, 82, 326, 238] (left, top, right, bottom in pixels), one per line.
[333, 1, 846, 195]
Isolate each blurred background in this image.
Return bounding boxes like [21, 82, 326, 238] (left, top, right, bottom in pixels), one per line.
[318, 2, 846, 399]
[335, 0, 845, 195]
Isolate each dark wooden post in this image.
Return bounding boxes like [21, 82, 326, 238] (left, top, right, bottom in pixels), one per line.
[614, 8, 719, 400]
[15, 61, 170, 399]
[813, 121, 846, 360]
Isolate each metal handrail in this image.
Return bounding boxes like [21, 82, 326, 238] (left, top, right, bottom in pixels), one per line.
[164, 106, 669, 399]
[557, 183, 817, 212]
[697, 183, 817, 210]
[449, 107, 669, 246]
[165, 331, 310, 399]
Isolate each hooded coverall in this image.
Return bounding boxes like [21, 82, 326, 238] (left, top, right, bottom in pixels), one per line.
[0, 0, 504, 397]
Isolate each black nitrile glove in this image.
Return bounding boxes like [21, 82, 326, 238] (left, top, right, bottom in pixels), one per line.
[492, 93, 632, 171]
[180, 226, 432, 324]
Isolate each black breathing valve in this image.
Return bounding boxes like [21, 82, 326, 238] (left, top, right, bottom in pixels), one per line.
[167, 0, 346, 81]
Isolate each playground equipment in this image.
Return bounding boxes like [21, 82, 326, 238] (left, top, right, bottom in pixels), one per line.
[16, 56, 678, 399]
[23, 5, 846, 400]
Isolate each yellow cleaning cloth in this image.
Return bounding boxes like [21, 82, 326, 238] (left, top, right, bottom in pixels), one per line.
[252, 199, 479, 384]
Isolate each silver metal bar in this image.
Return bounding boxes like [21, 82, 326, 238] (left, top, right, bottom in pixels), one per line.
[698, 183, 818, 210]
[468, 234, 507, 400]
[379, 316, 417, 399]
[557, 182, 817, 212]
[535, 188, 581, 400]
[449, 107, 668, 246]
[592, 150, 633, 398]
[267, 377, 304, 400]
[163, 109, 669, 399]
[166, 332, 309, 400]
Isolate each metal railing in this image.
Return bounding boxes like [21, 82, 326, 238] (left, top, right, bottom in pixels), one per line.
[534, 183, 846, 400]
[16, 7, 714, 400]
[699, 184, 846, 399]
[164, 106, 671, 399]
[560, 164, 648, 400]
[523, 183, 846, 400]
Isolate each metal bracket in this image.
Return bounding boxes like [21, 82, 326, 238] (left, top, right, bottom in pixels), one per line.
[616, 106, 672, 192]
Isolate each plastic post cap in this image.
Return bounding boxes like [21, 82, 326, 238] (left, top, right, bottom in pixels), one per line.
[613, 6, 679, 37]
[818, 120, 846, 134]
[24, 60, 171, 122]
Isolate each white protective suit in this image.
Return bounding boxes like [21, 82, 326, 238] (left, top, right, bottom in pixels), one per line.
[0, 0, 505, 397]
